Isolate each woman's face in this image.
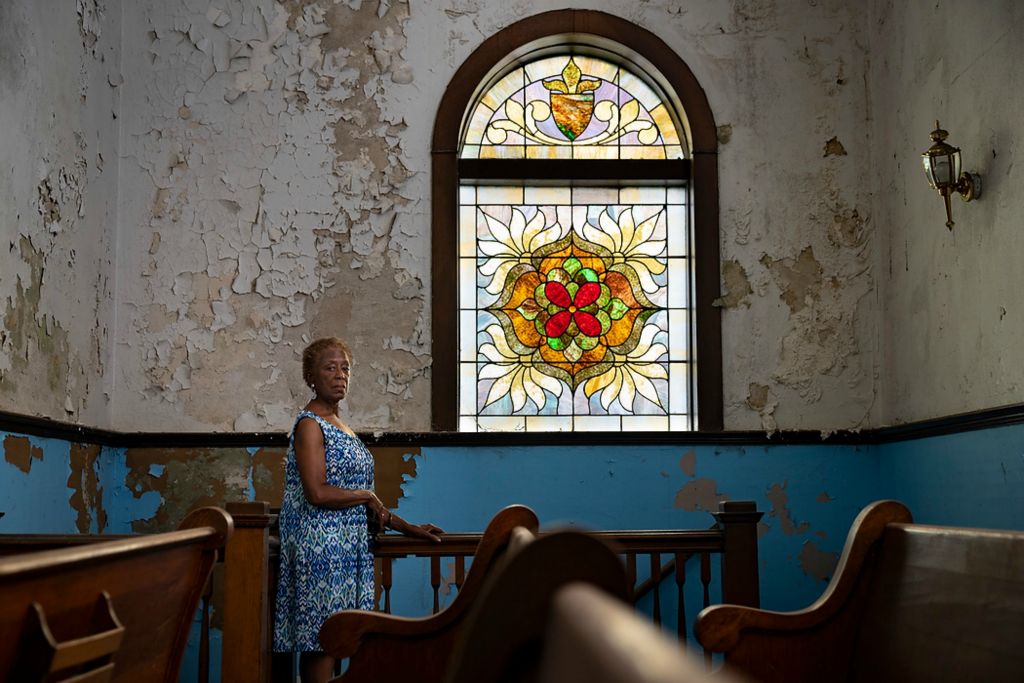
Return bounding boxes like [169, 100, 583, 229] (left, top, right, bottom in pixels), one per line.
[310, 347, 351, 402]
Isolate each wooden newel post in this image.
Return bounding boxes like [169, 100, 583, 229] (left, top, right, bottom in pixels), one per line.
[712, 501, 762, 608]
[223, 501, 273, 683]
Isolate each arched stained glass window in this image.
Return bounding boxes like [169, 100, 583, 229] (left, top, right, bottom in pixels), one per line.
[431, 10, 723, 434]
[458, 52, 692, 432]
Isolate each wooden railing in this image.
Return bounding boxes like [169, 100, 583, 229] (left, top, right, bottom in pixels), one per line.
[370, 501, 762, 643]
[219, 501, 762, 683]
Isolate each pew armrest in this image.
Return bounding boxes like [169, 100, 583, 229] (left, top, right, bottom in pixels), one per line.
[694, 501, 911, 682]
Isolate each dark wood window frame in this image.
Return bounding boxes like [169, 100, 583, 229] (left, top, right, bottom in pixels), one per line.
[431, 9, 722, 432]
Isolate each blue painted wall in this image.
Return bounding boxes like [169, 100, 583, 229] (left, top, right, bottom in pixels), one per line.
[2, 434, 80, 533]
[4, 423, 1024, 682]
[880, 423, 1024, 528]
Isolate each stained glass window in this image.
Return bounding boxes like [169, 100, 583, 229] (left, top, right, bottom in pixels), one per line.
[462, 55, 684, 160]
[457, 52, 692, 432]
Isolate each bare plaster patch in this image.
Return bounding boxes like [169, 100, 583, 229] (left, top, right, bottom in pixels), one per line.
[746, 382, 778, 432]
[679, 449, 696, 478]
[76, 0, 105, 51]
[827, 205, 868, 250]
[799, 540, 839, 582]
[3, 435, 43, 474]
[125, 447, 252, 533]
[0, 236, 88, 417]
[823, 136, 847, 156]
[714, 260, 753, 309]
[251, 447, 287, 505]
[765, 481, 810, 535]
[816, 491, 833, 503]
[761, 247, 823, 314]
[368, 446, 419, 508]
[68, 443, 106, 533]
[674, 478, 729, 512]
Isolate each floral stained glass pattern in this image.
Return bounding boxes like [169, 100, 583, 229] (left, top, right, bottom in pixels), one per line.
[461, 55, 685, 160]
[459, 187, 691, 432]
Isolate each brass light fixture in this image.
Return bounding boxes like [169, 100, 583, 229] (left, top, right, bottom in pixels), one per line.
[921, 120, 981, 230]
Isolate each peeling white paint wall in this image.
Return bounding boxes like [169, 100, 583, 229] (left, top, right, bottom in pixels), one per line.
[0, 0, 121, 426]
[14, 1, 1016, 433]
[872, 0, 1024, 424]
[105, 0, 881, 432]
[114, 0, 429, 431]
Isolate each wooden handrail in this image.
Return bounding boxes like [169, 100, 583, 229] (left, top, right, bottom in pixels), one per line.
[372, 529, 726, 558]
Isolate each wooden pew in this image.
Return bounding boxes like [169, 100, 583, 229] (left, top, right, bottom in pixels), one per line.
[318, 504, 540, 683]
[0, 507, 233, 682]
[695, 500, 1024, 682]
[539, 583, 751, 683]
[443, 525, 631, 683]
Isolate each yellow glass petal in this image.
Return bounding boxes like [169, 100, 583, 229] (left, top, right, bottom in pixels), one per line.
[619, 370, 637, 411]
[584, 368, 617, 397]
[601, 370, 624, 410]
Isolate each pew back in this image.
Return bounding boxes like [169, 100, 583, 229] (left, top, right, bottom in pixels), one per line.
[443, 526, 630, 683]
[0, 507, 232, 682]
[319, 505, 540, 683]
[851, 523, 1024, 682]
[695, 500, 1024, 683]
[539, 583, 751, 683]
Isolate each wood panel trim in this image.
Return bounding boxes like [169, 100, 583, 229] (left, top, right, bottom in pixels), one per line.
[5, 402, 1024, 448]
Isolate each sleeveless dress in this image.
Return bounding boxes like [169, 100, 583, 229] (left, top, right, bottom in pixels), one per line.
[272, 410, 376, 652]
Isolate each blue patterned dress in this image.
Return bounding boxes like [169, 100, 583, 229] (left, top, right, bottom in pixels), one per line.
[273, 410, 375, 652]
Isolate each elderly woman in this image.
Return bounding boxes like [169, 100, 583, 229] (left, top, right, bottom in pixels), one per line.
[273, 337, 443, 683]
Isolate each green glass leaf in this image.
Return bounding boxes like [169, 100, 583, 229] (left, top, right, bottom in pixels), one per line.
[596, 284, 611, 308]
[607, 298, 629, 320]
[566, 282, 579, 300]
[563, 257, 582, 277]
[578, 267, 599, 283]
[547, 267, 570, 285]
[534, 283, 550, 307]
[596, 310, 612, 334]
[548, 336, 566, 350]
[577, 335, 599, 351]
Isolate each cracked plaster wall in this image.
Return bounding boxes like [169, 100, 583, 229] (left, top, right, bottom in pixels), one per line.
[114, 0, 430, 432]
[870, 1, 1024, 424]
[21, 1, 1020, 432]
[108, 0, 880, 432]
[0, 0, 121, 426]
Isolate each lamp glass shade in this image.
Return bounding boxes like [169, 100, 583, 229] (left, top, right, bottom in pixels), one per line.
[924, 149, 959, 189]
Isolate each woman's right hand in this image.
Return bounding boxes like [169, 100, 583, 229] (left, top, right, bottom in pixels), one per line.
[362, 490, 387, 518]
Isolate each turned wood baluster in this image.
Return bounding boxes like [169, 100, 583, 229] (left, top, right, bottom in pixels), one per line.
[701, 552, 712, 669]
[380, 557, 393, 614]
[649, 552, 662, 625]
[700, 552, 711, 609]
[454, 555, 466, 591]
[430, 556, 442, 614]
[675, 551, 687, 644]
[199, 581, 211, 683]
[625, 553, 637, 601]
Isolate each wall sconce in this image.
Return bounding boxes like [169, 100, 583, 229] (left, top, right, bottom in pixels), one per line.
[921, 120, 981, 230]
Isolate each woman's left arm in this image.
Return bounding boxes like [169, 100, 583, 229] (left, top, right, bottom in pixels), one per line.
[386, 511, 444, 542]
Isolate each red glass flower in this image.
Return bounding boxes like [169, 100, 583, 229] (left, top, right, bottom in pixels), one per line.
[543, 281, 602, 338]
